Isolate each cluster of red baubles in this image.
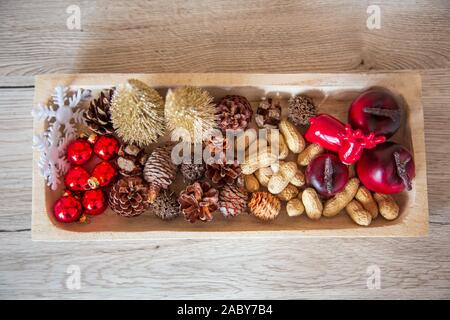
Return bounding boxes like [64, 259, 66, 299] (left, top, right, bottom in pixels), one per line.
[304, 88, 415, 196]
[53, 135, 120, 223]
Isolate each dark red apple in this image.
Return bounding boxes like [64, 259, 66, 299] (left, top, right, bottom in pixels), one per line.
[349, 89, 401, 138]
[356, 141, 415, 194]
[305, 153, 349, 197]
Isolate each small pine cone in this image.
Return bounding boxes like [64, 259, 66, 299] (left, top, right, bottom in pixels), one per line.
[84, 89, 115, 135]
[216, 95, 253, 131]
[206, 136, 230, 158]
[288, 95, 317, 126]
[219, 184, 248, 218]
[248, 192, 281, 221]
[255, 98, 282, 129]
[109, 176, 149, 217]
[144, 145, 177, 203]
[206, 161, 242, 185]
[116, 144, 149, 177]
[180, 163, 206, 182]
[178, 181, 219, 223]
[150, 190, 180, 221]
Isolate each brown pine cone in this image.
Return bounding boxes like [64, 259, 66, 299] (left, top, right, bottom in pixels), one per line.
[255, 98, 282, 129]
[288, 95, 317, 126]
[206, 161, 241, 185]
[206, 136, 230, 159]
[204, 136, 226, 161]
[144, 145, 177, 203]
[178, 181, 219, 223]
[219, 184, 248, 218]
[150, 190, 180, 221]
[84, 89, 115, 135]
[248, 192, 281, 221]
[116, 144, 149, 177]
[180, 163, 206, 182]
[216, 95, 253, 131]
[109, 176, 149, 217]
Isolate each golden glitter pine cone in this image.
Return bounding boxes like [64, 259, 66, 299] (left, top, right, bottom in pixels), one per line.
[109, 176, 150, 217]
[248, 192, 281, 221]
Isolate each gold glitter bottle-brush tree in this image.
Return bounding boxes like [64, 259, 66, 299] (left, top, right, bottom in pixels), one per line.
[110, 79, 165, 147]
[164, 86, 217, 143]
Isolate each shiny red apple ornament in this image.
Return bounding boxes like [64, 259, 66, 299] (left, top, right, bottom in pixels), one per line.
[356, 141, 415, 194]
[305, 153, 349, 197]
[53, 193, 83, 223]
[82, 189, 107, 215]
[67, 138, 93, 165]
[349, 89, 401, 139]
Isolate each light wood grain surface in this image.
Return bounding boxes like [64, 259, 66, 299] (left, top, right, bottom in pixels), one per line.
[1, 0, 450, 299]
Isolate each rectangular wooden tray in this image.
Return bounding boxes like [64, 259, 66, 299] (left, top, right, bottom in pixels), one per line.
[32, 73, 428, 240]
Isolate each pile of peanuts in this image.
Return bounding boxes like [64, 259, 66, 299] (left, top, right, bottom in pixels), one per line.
[242, 119, 400, 226]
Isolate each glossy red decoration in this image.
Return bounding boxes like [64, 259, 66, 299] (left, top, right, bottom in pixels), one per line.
[82, 189, 107, 215]
[93, 135, 120, 161]
[305, 114, 386, 165]
[66, 138, 93, 165]
[64, 166, 91, 191]
[349, 89, 401, 139]
[53, 193, 83, 223]
[356, 141, 415, 194]
[88, 161, 117, 188]
[305, 154, 349, 197]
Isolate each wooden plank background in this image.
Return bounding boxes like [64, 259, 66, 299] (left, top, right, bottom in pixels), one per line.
[0, 0, 449, 299]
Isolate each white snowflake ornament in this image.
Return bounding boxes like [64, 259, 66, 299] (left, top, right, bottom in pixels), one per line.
[32, 86, 91, 190]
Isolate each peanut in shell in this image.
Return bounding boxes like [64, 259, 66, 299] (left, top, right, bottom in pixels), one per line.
[323, 178, 360, 217]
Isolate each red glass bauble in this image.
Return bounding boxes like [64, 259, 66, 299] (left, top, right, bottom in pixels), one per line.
[53, 193, 83, 223]
[64, 166, 91, 191]
[88, 161, 117, 188]
[66, 138, 93, 165]
[93, 135, 120, 161]
[82, 189, 107, 215]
